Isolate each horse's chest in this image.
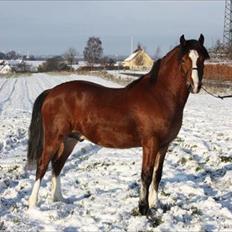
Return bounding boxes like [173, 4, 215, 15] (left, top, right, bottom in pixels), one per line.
[161, 116, 183, 144]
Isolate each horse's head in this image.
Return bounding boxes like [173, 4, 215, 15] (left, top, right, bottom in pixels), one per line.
[179, 34, 210, 94]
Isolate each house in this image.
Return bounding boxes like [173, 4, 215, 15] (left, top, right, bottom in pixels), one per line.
[0, 59, 37, 74]
[0, 64, 13, 74]
[122, 47, 154, 70]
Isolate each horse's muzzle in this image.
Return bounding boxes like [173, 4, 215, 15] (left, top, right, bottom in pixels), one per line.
[190, 82, 202, 94]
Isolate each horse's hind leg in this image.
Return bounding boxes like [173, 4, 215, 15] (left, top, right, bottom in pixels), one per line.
[51, 137, 78, 202]
[29, 136, 62, 208]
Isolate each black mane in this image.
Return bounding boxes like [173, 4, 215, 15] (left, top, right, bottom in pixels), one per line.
[149, 59, 161, 82]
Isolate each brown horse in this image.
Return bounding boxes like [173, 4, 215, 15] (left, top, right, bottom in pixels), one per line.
[27, 34, 209, 215]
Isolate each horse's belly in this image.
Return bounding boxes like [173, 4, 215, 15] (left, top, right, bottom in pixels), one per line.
[79, 124, 140, 149]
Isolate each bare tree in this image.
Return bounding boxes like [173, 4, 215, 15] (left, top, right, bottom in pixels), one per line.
[6, 50, 18, 60]
[38, 56, 71, 72]
[64, 48, 77, 65]
[83, 37, 103, 65]
[101, 56, 116, 68]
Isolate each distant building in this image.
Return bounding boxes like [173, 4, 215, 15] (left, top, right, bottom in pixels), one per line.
[0, 64, 13, 74]
[0, 59, 39, 74]
[122, 47, 154, 70]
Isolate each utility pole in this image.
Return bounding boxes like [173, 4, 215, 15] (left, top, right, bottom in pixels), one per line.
[223, 0, 232, 48]
[131, 36, 134, 54]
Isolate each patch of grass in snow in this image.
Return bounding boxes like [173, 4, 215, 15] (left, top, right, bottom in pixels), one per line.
[131, 208, 164, 227]
[195, 165, 204, 172]
[161, 190, 171, 197]
[191, 206, 203, 216]
[12, 217, 21, 224]
[7, 165, 20, 173]
[175, 136, 185, 143]
[217, 133, 224, 137]
[147, 215, 164, 228]
[86, 161, 112, 171]
[131, 207, 140, 217]
[179, 157, 188, 165]
[191, 144, 198, 149]
[220, 156, 232, 163]
[0, 221, 6, 230]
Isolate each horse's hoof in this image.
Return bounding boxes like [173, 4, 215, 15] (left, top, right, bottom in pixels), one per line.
[139, 202, 149, 215]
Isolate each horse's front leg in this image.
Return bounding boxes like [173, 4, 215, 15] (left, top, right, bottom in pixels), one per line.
[149, 145, 169, 209]
[139, 137, 159, 215]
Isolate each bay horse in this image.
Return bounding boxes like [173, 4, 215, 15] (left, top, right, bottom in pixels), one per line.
[27, 34, 209, 215]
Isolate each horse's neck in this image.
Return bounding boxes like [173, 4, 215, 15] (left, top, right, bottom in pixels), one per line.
[156, 49, 190, 109]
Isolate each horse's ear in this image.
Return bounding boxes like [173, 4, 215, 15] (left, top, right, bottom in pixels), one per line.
[199, 34, 204, 45]
[180, 34, 186, 48]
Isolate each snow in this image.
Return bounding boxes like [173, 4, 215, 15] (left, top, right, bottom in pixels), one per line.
[0, 73, 232, 231]
[107, 70, 148, 83]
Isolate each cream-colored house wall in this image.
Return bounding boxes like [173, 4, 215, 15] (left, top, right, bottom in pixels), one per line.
[122, 50, 154, 70]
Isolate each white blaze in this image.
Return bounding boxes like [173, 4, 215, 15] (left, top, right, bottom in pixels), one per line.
[189, 50, 199, 93]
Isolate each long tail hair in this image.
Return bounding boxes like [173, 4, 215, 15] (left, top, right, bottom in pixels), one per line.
[27, 89, 49, 169]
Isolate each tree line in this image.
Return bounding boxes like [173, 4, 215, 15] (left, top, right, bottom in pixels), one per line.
[1, 37, 106, 64]
[38, 37, 119, 72]
[1, 37, 118, 72]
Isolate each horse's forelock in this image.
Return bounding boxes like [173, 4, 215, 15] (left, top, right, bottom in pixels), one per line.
[178, 40, 210, 60]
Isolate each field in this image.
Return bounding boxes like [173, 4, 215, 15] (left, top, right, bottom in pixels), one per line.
[0, 73, 232, 231]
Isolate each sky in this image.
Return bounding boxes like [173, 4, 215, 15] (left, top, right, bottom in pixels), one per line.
[0, 1, 225, 57]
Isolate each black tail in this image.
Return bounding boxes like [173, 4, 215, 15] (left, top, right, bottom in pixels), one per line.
[27, 90, 49, 169]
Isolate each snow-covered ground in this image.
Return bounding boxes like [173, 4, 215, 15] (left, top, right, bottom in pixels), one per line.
[107, 70, 147, 83]
[0, 73, 232, 231]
